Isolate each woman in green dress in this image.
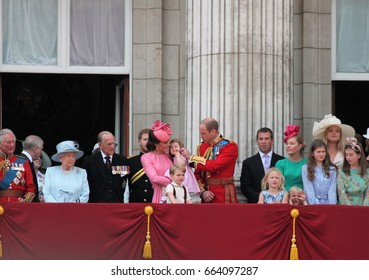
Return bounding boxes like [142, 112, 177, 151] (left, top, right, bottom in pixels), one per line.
[337, 137, 369, 206]
[275, 125, 307, 191]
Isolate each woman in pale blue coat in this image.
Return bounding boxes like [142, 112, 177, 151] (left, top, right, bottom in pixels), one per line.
[302, 139, 337, 204]
[44, 140, 89, 202]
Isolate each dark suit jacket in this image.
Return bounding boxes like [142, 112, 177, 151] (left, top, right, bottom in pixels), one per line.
[126, 152, 153, 203]
[20, 152, 39, 202]
[240, 152, 284, 203]
[82, 152, 128, 203]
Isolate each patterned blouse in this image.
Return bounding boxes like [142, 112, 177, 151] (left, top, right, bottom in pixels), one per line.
[260, 190, 287, 204]
[337, 168, 369, 206]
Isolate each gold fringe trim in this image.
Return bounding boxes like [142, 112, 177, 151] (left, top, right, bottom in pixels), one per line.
[143, 206, 153, 259]
[189, 155, 207, 165]
[290, 208, 299, 260]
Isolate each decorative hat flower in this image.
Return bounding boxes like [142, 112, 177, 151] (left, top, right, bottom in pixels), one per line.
[283, 125, 300, 143]
[151, 120, 172, 142]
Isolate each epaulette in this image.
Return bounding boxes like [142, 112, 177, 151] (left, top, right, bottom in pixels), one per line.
[217, 138, 236, 146]
[16, 154, 28, 159]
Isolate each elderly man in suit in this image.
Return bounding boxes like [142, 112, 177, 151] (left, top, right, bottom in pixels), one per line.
[82, 131, 128, 203]
[20, 135, 44, 202]
[240, 127, 284, 203]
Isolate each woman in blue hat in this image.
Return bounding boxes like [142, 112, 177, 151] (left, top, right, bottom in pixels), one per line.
[43, 140, 89, 202]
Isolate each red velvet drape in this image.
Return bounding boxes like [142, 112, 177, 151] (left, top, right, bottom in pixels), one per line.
[0, 203, 368, 260]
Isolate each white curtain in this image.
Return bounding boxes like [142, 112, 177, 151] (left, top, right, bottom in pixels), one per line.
[336, 0, 369, 72]
[2, 0, 58, 65]
[70, 0, 125, 66]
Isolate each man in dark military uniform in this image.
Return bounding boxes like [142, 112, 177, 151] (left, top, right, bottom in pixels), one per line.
[125, 128, 153, 203]
[0, 129, 36, 203]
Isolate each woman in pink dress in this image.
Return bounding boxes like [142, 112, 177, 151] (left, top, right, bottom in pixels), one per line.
[141, 120, 173, 203]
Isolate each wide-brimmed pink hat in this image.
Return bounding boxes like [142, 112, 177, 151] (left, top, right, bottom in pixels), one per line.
[151, 120, 172, 142]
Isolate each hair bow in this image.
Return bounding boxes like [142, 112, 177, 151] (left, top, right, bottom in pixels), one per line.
[345, 137, 361, 152]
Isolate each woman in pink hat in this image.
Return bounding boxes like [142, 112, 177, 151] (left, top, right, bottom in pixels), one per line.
[141, 120, 173, 203]
[275, 125, 307, 191]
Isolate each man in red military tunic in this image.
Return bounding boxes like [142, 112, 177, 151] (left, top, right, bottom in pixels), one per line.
[0, 129, 36, 203]
[181, 118, 238, 203]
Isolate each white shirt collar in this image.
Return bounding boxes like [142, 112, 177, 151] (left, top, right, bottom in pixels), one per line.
[259, 150, 273, 158]
[22, 150, 33, 162]
[100, 151, 112, 161]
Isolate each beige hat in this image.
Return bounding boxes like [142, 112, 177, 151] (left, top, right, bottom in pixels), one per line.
[312, 114, 355, 140]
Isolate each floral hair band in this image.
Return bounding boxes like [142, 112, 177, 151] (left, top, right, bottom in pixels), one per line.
[345, 137, 361, 152]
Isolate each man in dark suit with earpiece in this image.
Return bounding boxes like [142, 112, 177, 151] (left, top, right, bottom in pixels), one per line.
[240, 127, 284, 203]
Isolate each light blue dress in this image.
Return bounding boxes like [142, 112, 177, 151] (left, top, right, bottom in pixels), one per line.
[275, 158, 307, 191]
[260, 190, 287, 204]
[43, 166, 90, 202]
[302, 165, 337, 204]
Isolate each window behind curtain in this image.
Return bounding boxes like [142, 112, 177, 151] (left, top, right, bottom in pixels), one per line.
[2, 0, 58, 65]
[2, 0, 125, 68]
[336, 0, 369, 73]
[70, 0, 125, 66]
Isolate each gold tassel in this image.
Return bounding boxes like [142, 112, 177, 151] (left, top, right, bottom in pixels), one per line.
[0, 205, 4, 258]
[290, 244, 298, 260]
[290, 209, 299, 260]
[143, 206, 153, 259]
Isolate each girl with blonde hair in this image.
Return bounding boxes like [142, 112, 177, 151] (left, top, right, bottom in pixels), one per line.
[258, 167, 288, 204]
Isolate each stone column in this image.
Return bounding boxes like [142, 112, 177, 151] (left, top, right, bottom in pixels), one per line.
[294, 0, 332, 147]
[186, 0, 294, 171]
[131, 1, 186, 155]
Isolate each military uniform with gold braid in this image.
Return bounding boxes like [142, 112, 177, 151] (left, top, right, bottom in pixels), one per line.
[0, 151, 36, 203]
[127, 152, 153, 202]
[190, 134, 238, 203]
